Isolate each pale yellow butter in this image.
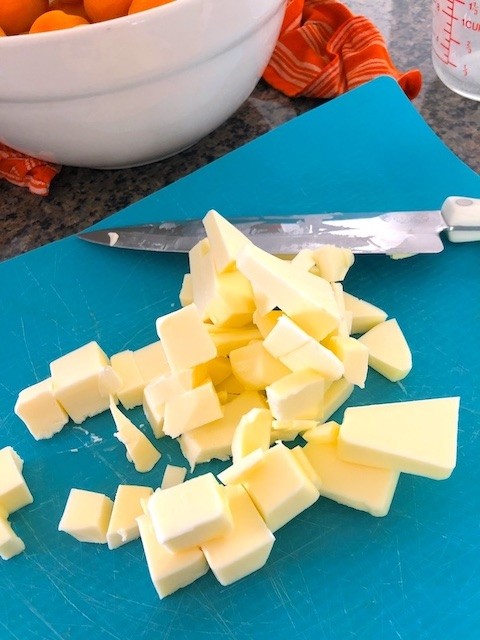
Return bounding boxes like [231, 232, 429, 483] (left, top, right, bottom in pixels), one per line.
[163, 380, 223, 438]
[146, 472, 233, 552]
[322, 377, 354, 423]
[236, 243, 341, 341]
[205, 324, 262, 356]
[156, 304, 217, 372]
[133, 341, 170, 384]
[14, 377, 68, 440]
[0, 517, 25, 560]
[106, 484, 153, 550]
[179, 273, 194, 307]
[325, 335, 369, 388]
[229, 341, 290, 391]
[179, 391, 267, 470]
[242, 442, 320, 531]
[217, 449, 265, 486]
[265, 369, 325, 421]
[110, 350, 145, 409]
[231, 408, 272, 463]
[343, 291, 387, 334]
[304, 442, 399, 517]
[202, 209, 252, 273]
[302, 421, 340, 443]
[0, 446, 33, 515]
[161, 465, 187, 490]
[110, 400, 161, 473]
[312, 245, 355, 282]
[137, 513, 208, 599]
[252, 309, 283, 338]
[201, 484, 275, 586]
[338, 397, 460, 480]
[58, 488, 113, 543]
[358, 318, 412, 381]
[50, 341, 114, 424]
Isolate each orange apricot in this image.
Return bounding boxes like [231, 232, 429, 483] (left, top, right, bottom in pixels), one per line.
[0, 0, 49, 35]
[29, 10, 90, 33]
[49, 0, 89, 20]
[83, 0, 131, 23]
[128, 0, 175, 13]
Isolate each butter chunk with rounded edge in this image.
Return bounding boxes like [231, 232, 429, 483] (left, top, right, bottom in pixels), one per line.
[146, 472, 233, 552]
[303, 442, 399, 517]
[107, 484, 154, 550]
[156, 304, 217, 372]
[242, 442, 320, 531]
[50, 341, 114, 424]
[358, 318, 412, 382]
[266, 369, 325, 421]
[58, 488, 113, 543]
[338, 398, 460, 480]
[14, 377, 68, 440]
[0, 517, 25, 560]
[201, 484, 275, 586]
[110, 400, 161, 473]
[137, 513, 208, 600]
[163, 380, 223, 438]
[0, 447, 33, 515]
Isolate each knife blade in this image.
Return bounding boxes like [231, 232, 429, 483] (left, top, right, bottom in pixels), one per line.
[77, 196, 480, 256]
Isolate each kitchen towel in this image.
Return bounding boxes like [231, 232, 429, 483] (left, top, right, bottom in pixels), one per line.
[1, 0, 421, 195]
[262, 0, 422, 99]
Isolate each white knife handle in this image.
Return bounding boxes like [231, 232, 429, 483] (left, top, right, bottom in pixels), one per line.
[443, 196, 480, 243]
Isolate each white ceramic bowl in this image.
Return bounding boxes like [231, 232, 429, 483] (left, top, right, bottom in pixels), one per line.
[0, 0, 286, 169]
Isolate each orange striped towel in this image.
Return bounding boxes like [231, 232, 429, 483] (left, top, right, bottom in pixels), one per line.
[262, 0, 422, 99]
[0, 143, 61, 196]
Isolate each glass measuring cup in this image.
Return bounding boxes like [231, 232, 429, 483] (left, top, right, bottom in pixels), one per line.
[432, 0, 480, 100]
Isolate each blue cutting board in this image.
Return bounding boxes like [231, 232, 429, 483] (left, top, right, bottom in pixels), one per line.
[1, 77, 479, 639]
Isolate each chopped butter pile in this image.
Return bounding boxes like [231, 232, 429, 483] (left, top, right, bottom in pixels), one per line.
[13, 209, 460, 597]
[0, 446, 33, 560]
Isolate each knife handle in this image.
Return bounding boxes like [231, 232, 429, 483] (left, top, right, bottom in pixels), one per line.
[443, 196, 480, 243]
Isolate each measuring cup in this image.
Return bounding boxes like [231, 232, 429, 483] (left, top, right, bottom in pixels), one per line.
[432, 0, 480, 100]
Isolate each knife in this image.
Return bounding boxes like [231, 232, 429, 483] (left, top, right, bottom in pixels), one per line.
[78, 196, 480, 256]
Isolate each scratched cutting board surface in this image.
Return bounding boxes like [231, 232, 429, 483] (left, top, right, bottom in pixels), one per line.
[1, 77, 479, 639]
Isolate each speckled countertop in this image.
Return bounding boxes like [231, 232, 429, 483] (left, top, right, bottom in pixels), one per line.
[1, 0, 479, 262]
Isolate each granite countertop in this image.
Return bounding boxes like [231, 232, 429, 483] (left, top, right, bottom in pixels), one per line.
[1, 1, 479, 262]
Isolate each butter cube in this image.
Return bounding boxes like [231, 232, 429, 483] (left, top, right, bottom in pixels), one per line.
[146, 472, 233, 552]
[0, 518, 25, 560]
[201, 484, 275, 585]
[343, 291, 387, 334]
[202, 209, 252, 273]
[161, 465, 187, 489]
[242, 442, 320, 531]
[263, 315, 343, 380]
[325, 335, 369, 388]
[163, 380, 223, 438]
[58, 488, 113, 543]
[217, 449, 265, 486]
[311, 245, 355, 282]
[265, 369, 325, 421]
[338, 397, 460, 480]
[229, 341, 291, 391]
[133, 341, 171, 384]
[14, 377, 68, 440]
[231, 408, 272, 463]
[179, 391, 267, 470]
[193, 356, 231, 386]
[236, 243, 341, 341]
[0, 447, 33, 514]
[137, 513, 208, 599]
[106, 484, 153, 550]
[304, 442, 399, 516]
[110, 400, 161, 473]
[290, 446, 322, 490]
[358, 318, 412, 382]
[143, 369, 199, 438]
[49, 341, 113, 424]
[322, 377, 354, 422]
[110, 350, 145, 409]
[156, 304, 217, 372]
[206, 324, 262, 356]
